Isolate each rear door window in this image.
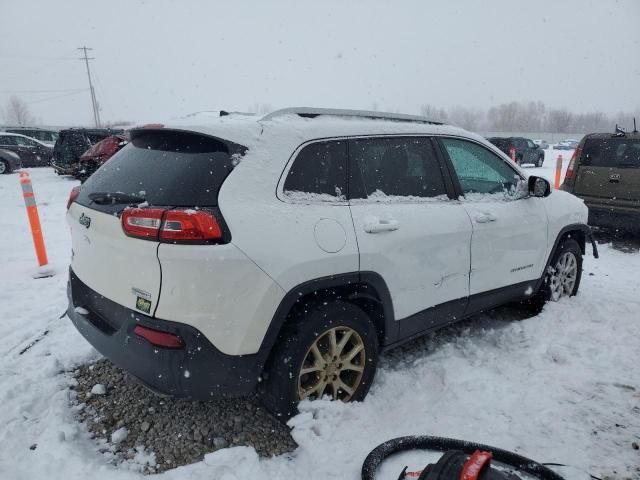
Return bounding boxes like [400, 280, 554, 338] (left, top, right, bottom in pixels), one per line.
[76, 130, 245, 213]
[582, 138, 640, 168]
[283, 140, 347, 200]
[349, 137, 447, 200]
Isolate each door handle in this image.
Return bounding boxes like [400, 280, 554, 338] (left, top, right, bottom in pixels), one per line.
[363, 218, 399, 233]
[475, 213, 497, 223]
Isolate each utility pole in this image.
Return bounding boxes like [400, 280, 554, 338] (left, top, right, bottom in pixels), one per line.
[77, 46, 101, 127]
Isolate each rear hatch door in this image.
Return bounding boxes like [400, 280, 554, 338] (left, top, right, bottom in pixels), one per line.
[574, 136, 640, 206]
[68, 129, 242, 316]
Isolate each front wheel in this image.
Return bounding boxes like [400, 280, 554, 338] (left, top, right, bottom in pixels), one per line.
[0, 160, 8, 174]
[542, 239, 583, 301]
[260, 301, 378, 420]
[536, 155, 544, 167]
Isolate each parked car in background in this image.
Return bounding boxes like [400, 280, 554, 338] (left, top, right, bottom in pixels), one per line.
[66, 108, 595, 419]
[0, 132, 53, 167]
[554, 139, 580, 150]
[1, 126, 59, 147]
[0, 148, 22, 174]
[533, 139, 549, 149]
[52, 128, 123, 176]
[77, 133, 129, 181]
[487, 136, 545, 167]
[562, 131, 640, 232]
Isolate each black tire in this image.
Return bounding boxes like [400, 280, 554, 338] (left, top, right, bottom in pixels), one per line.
[527, 239, 582, 312]
[260, 300, 378, 420]
[536, 155, 544, 167]
[0, 160, 9, 174]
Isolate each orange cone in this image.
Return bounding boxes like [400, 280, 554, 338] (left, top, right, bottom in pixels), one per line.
[19, 172, 49, 267]
[554, 154, 563, 189]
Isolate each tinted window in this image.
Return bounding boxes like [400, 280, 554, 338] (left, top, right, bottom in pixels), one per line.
[526, 139, 536, 148]
[15, 136, 37, 147]
[350, 137, 447, 199]
[283, 140, 347, 199]
[87, 133, 111, 144]
[0, 136, 17, 146]
[489, 138, 510, 149]
[76, 130, 242, 211]
[582, 138, 640, 168]
[441, 138, 521, 195]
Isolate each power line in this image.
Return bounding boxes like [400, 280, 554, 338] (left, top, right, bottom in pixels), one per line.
[78, 46, 101, 128]
[0, 89, 87, 94]
[27, 90, 89, 105]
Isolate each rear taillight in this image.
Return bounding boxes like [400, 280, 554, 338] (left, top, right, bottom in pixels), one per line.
[564, 146, 581, 181]
[134, 325, 184, 349]
[160, 210, 222, 242]
[121, 207, 223, 243]
[121, 208, 165, 239]
[67, 186, 80, 210]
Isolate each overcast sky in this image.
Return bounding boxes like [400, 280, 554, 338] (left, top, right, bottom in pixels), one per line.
[1, 0, 639, 126]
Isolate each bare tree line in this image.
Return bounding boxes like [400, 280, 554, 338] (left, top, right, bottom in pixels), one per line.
[419, 101, 638, 134]
[2, 96, 35, 126]
[4, 95, 636, 134]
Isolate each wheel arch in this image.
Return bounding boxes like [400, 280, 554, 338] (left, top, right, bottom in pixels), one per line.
[536, 223, 596, 291]
[256, 271, 395, 374]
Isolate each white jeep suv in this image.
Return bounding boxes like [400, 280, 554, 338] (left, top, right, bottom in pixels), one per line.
[66, 108, 597, 418]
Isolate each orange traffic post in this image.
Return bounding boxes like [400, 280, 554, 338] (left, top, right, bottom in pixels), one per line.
[19, 172, 49, 268]
[554, 154, 563, 189]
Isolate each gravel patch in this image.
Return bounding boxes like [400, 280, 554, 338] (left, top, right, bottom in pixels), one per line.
[70, 359, 297, 473]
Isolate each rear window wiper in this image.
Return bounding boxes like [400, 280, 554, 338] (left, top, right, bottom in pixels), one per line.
[88, 192, 146, 205]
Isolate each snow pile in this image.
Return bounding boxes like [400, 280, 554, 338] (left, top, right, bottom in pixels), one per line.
[90, 384, 106, 395]
[111, 428, 128, 444]
[0, 168, 638, 480]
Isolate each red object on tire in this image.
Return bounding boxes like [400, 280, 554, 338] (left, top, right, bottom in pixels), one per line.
[460, 450, 493, 480]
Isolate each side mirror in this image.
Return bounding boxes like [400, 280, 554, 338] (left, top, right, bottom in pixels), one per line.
[529, 176, 551, 197]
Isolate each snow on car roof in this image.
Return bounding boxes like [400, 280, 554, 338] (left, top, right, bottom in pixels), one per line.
[158, 108, 478, 150]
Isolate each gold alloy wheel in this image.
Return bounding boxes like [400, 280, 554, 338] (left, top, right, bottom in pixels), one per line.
[297, 326, 366, 402]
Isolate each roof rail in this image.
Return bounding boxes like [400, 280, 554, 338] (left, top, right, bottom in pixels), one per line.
[260, 107, 443, 125]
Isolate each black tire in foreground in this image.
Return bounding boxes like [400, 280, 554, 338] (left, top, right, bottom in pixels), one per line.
[260, 300, 378, 420]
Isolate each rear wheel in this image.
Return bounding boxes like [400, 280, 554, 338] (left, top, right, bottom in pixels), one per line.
[260, 301, 378, 420]
[0, 160, 8, 174]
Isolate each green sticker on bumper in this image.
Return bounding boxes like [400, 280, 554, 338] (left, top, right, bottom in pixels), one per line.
[136, 296, 152, 314]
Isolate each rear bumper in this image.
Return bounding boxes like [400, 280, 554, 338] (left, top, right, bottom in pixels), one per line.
[67, 268, 264, 398]
[586, 203, 640, 231]
[51, 161, 78, 175]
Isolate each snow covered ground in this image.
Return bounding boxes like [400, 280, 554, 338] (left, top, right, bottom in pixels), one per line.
[1, 166, 639, 480]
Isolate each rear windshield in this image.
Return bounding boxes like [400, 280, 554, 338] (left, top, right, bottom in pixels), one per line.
[582, 137, 640, 168]
[76, 130, 244, 210]
[488, 138, 510, 149]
